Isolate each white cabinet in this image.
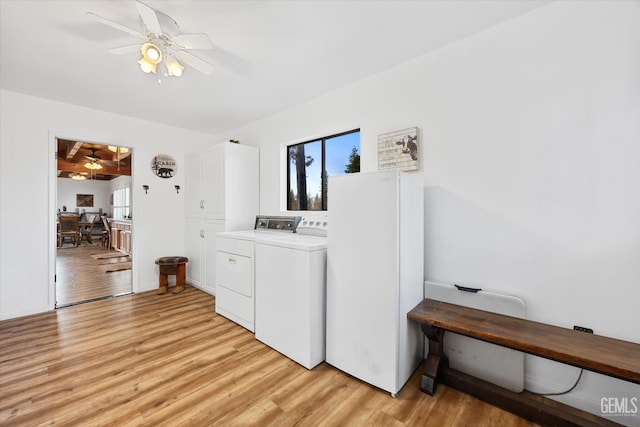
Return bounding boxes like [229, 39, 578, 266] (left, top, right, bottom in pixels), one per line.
[185, 153, 204, 217]
[185, 218, 204, 286]
[186, 142, 258, 223]
[185, 219, 224, 293]
[204, 145, 225, 218]
[185, 142, 259, 295]
[186, 146, 226, 218]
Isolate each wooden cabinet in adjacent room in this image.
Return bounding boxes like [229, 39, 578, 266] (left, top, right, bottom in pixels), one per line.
[109, 219, 132, 255]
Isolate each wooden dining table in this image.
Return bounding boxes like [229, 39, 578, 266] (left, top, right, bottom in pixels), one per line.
[57, 221, 95, 245]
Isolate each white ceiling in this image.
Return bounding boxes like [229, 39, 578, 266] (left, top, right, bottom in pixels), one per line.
[0, 0, 550, 135]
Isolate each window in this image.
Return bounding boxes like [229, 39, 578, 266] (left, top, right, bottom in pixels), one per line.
[112, 186, 130, 219]
[287, 129, 360, 211]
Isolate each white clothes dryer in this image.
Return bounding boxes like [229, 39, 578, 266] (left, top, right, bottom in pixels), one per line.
[255, 218, 328, 369]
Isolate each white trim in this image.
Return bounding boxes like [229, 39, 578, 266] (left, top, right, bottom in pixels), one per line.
[0, 304, 51, 321]
[48, 132, 57, 310]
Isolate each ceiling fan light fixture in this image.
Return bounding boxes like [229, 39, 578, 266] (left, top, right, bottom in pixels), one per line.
[166, 56, 184, 77]
[108, 145, 129, 154]
[70, 173, 87, 181]
[138, 57, 157, 74]
[88, 3, 214, 79]
[138, 42, 163, 74]
[141, 42, 162, 64]
[84, 161, 103, 170]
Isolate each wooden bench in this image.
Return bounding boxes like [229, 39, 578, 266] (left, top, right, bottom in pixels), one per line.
[408, 299, 640, 426]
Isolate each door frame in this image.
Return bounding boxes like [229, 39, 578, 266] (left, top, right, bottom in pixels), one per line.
[48, 131, 137, 309]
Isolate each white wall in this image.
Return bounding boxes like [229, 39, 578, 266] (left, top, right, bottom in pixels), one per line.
[213, 1, 640, 422]
[0, 90, 213, 320]
[57, 177, 110, 215]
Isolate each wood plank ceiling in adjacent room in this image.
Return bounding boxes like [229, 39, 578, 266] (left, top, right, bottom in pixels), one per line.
[57, 139, 131, 181]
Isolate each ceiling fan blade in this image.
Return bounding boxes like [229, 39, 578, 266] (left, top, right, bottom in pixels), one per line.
[176, 51, 214, 75]
[173, 33, 213, 50]
[135, 0, 162, 35]
[109, 45, 141, 55]
[86, 12, 144, 39]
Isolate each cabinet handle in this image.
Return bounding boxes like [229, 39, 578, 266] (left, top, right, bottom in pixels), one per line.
[228, 257, 236, 264]
[200, 230, 204, 238]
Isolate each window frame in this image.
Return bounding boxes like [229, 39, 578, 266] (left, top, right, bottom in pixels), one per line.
[286, 128, 360, 211]
[112, 185, 131, 220]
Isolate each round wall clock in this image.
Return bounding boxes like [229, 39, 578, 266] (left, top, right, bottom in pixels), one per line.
[151, 154, 177, 178]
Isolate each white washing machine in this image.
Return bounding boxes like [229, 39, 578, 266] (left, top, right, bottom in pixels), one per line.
[216, 216, 300, 332]
[255, 218, 328, 369]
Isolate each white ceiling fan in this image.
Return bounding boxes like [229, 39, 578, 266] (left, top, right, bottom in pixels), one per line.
[87, 0, 214, 78]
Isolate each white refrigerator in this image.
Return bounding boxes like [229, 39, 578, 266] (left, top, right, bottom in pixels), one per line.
[326, 170, 424, 396]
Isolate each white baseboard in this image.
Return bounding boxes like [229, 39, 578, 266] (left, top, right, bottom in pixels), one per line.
[0, 304, 51, 321]
[189, 282, 216, 296]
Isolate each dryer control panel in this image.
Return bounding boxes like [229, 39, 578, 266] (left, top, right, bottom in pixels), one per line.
[254, 215, 300, 232]
[297, 218, 328, 237]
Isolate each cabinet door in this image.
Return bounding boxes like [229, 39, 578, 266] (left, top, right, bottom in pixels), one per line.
[185, 152, 203, 216]
[223, 143, 260, 230]
[204, 220, 225, 294]
[185, 219, 204, 286]
[202, 144, 225, 218]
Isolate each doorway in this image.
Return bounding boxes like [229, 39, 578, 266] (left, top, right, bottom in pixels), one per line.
[55, 139, 133, 307]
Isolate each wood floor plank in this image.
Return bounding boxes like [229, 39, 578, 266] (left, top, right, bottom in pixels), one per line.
[0, 287, 538, 426]
[56, 244, 132, 306]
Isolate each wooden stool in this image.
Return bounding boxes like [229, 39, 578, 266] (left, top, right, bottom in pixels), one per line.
[155, 256, 189, 294]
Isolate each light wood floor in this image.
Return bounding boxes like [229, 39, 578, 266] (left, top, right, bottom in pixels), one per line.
[0, 287, 536, 426]
[56, 243, 132, 306]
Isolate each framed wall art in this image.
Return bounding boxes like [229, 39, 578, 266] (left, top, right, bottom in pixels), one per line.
[151, 154, 177, 178]
[377, 127, 419, 172]
[76, 194, 94, 207]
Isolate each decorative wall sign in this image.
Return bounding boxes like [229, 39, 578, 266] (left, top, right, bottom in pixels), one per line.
[377, 127, 419, 172]
[151, 154, 177, 178]
[77, 194, 94, 207]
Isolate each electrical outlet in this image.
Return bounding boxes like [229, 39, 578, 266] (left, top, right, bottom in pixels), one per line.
[573, 325, 594, 334]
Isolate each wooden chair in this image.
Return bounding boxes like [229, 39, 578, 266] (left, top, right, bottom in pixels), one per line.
[101, 216, 111, 248]
[80, 214, 97, 244]
[58, 214, 80, 247]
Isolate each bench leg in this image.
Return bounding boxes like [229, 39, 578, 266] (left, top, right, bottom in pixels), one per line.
[157, 272, 169, 295]
[171, 263, 186, 294]
[420, 323, 445, 395]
